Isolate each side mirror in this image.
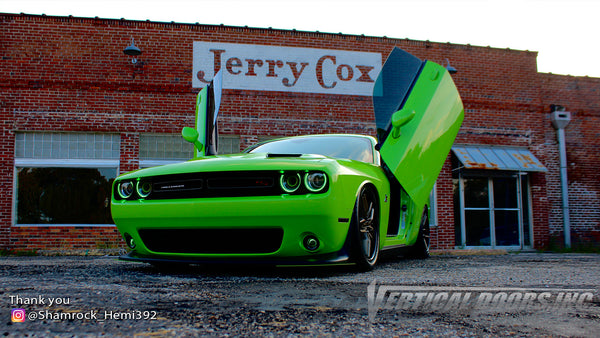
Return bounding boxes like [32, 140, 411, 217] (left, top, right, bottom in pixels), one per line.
[181, 127, 204, 153]
[391, 108, 415, 139]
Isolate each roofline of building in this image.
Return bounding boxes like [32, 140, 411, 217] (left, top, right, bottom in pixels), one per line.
[1, 12, 537, 56]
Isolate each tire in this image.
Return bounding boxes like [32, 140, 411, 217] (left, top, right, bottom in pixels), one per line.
[350, 185, 380, 271]
[407, 207, 430, 259]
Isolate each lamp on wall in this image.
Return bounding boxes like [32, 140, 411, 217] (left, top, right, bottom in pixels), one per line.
[123, 38, 142, 64]
[444, 59, 458, 74]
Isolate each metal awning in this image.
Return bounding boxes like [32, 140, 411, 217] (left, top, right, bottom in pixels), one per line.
[452, 145, 547, 172]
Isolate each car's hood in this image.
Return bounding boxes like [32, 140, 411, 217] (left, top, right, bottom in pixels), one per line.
[118, 153, 339, 179]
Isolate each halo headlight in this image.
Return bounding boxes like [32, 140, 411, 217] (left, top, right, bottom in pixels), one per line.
[280, 173, 301, 193]
[118, 181, 134, 199]
[304, 172, 327, 192]
[137, 180, 152, 198]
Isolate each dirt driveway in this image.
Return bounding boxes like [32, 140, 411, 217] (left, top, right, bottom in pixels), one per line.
[2, 252, 599, 337]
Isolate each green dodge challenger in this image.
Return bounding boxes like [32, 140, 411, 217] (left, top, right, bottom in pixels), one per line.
[111, 47, 464, 270]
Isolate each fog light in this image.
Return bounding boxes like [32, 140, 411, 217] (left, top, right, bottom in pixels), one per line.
[137, 180, 152, 198]
[118, 181, 134, 199]
[280, 172, 301, 193]
[304, 172, 327, 192]
[124, 233, 136, 249]
[303, 235, 320, 251]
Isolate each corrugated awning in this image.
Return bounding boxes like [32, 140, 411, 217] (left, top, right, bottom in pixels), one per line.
[452, 145, 547, 172]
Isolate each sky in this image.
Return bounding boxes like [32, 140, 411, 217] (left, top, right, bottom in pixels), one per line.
[3, 0, 599, 77]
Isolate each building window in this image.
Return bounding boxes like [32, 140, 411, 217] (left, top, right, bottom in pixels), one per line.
[218, 135, 241, 154]
[139, 134, 194, 167]
[140, 134, 194, 161]
[15, 133, 120, 159]
[14, 133, 120, 226]
[453, 172, 532, 249]
[139, 134, 240, 168]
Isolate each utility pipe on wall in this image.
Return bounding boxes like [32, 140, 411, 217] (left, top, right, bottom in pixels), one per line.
[550, 105, 572, 248]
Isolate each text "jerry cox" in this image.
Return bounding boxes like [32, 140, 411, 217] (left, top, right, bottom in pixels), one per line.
[193, 42, 382, 96]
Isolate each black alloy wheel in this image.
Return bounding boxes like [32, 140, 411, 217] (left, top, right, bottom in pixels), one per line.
[351, 185, 380, 270]
[408, 207, 430, 259]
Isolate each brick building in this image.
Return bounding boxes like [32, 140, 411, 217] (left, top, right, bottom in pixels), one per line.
[1, 13, 598, 253]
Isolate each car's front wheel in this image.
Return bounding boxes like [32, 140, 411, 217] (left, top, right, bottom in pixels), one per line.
[350, 185, 380, 271]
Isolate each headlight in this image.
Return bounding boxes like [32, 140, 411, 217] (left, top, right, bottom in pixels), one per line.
[280, 172, 301, 193]
[304, 172, 327, 192]
[117, 181, 134, 199]
[137, 180, 152, 198]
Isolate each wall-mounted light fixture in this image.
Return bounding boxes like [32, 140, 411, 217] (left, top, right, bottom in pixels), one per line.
[123, 38, 142, 64]
[444, 59, 458, 74]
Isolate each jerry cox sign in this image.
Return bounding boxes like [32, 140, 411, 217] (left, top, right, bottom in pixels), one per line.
[193, 42, 382, 96]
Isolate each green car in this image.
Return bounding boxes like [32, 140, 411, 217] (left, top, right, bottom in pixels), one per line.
[111, 47, 464, 270]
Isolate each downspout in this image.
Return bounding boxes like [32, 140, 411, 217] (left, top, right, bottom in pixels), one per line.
[550, 105, 572, 248]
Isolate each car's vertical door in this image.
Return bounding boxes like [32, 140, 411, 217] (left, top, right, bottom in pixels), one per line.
[184, 70, 222, 157]
[373, 47, 464, 207]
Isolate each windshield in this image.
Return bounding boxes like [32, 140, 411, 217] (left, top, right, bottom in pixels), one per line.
[247, 135, 374, 164]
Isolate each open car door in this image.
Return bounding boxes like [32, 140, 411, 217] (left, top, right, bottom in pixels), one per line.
[182, 70, 222, 157]
[373, 47, 464, 207]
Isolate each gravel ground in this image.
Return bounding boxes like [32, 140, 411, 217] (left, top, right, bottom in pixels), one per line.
[2, 252, 599, 337]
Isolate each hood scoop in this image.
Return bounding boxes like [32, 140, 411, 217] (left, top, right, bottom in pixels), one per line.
[266, 153, 302, 158]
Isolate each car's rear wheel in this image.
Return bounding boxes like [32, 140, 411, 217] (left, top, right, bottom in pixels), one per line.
[407, 207, 430, 258]
[350, 185, 380, 271]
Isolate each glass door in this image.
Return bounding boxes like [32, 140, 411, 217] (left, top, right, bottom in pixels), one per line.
[455, 173, 531, 249]
[492, 177, 520, 246]
[462, 177, 491, 246]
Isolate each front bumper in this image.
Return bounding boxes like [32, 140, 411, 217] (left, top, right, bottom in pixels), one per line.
[111, 193, 354, 261]
[119, 249, 351, 266]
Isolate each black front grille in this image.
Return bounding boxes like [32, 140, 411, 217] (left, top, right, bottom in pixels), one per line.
[139, 228, 284, 254]
[154, 178, 204, 193]
[207, 177, 274, 190]
[142, 171, 280, 200]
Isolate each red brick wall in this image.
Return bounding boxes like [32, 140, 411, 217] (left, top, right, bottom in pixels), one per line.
[9, 226, 122, 253]
[0, 117, 12, 248]
[120, 133, 140, 174]
[432, 156, 456, 248]
[1, 13, 596, 253]
[540, 74, 600, 247]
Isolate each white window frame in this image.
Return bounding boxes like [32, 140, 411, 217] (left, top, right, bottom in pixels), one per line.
[455, 172, 533, 250]
[429, 183, 438, 227]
